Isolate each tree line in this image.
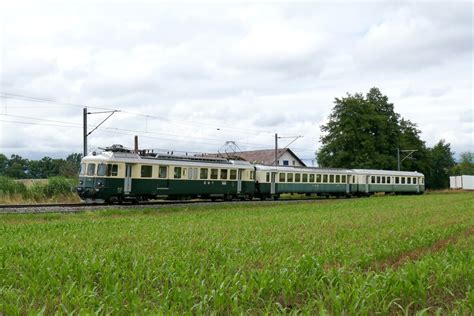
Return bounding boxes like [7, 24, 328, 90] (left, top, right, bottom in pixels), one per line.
[317, 87, 473, 189]
[0, 153, 82, 179]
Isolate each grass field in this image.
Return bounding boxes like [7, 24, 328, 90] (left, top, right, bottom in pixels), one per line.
[0, 193, 473, 314]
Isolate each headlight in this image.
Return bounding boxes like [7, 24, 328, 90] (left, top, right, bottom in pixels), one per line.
[79, 180, 83, 185]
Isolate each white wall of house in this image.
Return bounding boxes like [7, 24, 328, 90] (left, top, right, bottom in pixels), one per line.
[450, 175, 474, 190]
[277, 151, 304, 167]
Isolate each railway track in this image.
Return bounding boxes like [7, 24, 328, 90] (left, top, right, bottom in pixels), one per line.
[0, 197, 339, 214]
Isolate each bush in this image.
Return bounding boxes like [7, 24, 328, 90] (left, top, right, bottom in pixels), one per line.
[0, 176, 27, 196]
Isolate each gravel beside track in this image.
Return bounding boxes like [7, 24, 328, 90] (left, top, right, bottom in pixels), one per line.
[0, 198, 336, 214]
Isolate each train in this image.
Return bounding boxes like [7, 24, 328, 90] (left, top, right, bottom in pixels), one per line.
[76, 145, 425, 203]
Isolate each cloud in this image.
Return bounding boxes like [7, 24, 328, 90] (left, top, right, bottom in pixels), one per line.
[0, 1, 472, 161]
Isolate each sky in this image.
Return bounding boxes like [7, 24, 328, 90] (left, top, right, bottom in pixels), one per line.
[0, 0, 472, 165]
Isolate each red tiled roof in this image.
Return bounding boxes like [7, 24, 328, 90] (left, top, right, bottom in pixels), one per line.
[206, 148, 306, 166]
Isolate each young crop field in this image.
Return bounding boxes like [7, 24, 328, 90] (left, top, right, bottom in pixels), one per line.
[0, 193, 473, 314]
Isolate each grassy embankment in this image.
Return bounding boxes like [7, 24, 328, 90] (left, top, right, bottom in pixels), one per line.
[0, 176, 80, 204]
[0, 193, 473, 313]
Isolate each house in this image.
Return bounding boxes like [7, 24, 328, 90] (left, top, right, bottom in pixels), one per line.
[208, 148, 306, 167]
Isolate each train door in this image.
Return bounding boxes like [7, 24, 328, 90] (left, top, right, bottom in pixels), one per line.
[124, 164, 133, 194]
[270, 172, 277, 195]
[345, 175, 350, 194]
[237, 169, 244, 194]
[365, 175, 370, 194]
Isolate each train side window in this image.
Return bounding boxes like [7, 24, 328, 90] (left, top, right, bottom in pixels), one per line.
[229, 170, 237, 180]
[335, 175, 340, 183]
[395, 177, 399, 184]
[80, 163, 86, 175]
[174, 167, 182, 179]
[302, 174, 308, 182]
[87, 163, 96, 176]
[220, 169, 228, 180]
[295, 173, 301, 182]
[279, 173, 285, 182]
[413, 177, 417, 184]
[387, 177, 391, 184]
[329, 174, 334, 183]
[401, 177, 405, 184]
[159, 166, 168, 178]
[287, 173, 293, 182]
[341, 175, 346, 183]
[375, 176, 380, 184]
[322, 174, 328, 183]
[316, 174, 322, 183]
[266, 173, 270, 182]
[407, 177, 411, 184]
[371, 176, 375, 183]
[210, 169, 218, 180]
[200, 168, 209, 180]
[381, 176, 385, 184]
[107, 164, 118, 176]
[141, 165, 153, 178]
[309, 174, 315, 182]
[421, 178, 424, 185]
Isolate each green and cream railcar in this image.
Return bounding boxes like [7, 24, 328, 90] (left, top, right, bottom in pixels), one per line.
[255, 165, 354, 198]
[77, 150, 256, 203]
[352, 169, 425, 195]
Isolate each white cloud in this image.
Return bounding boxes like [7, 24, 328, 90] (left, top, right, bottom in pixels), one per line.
[0, 1, 472, 162]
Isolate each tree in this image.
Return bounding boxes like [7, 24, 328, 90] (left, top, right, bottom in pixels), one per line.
[0, 154, 8, 176]
[450, 152, 474, 176]
[317, 87, 415, 170]
[6, 155, 29, 179]
[424, 140, 455, 189]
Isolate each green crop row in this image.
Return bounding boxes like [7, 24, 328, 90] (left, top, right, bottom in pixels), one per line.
[0, 193, 472, 313]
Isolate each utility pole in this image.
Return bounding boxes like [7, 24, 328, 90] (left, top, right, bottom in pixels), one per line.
[274, 133, 278, 166]
[397, 148, 417, 171]
[83, 107, 119, 157]
[273, 134, 303, 165]
[83, 107, 87, 157]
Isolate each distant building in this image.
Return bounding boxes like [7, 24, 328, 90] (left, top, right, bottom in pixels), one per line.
[450, 175, 474, 190]
[207, 148, 306, 167]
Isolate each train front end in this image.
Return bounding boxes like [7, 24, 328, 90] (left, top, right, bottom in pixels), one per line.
[76, 152, 114, 203]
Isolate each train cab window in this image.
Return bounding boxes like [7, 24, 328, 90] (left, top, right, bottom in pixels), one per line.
[182, 168, 187, 178]
[329, 175, 334, 183]
[295, 173, 301, 182]
[421, 178, 424, 185]
[229, 170, 237, 180]
[210, 169, 218, 180]
[96, 164, 106, 176]
[200, 168, 209, 180]
[107, 164, 118, 176]
[266, 173, 270, 182]
[309, 174, 315, 182]
[322, 174, 328, 183]
[174, 167, 182, 179]
[302, 174, 308, 182]
[287, 173, 294, 182]
[407, 177, 411, 184]
[87, 163, 96, 176]
[279, 173, 286, 182]
[141, 165, 153, 178]
[316, 174, 322, 183]
[250, 171, 255, 180]
[341, 175, 346, 183]
[401, 177, 405, 184]
[159, 166, 168, 178]
[413, 178, 417, 184]
[335, 175, 340, 183]
[79, 163, 86, 175]
[220, 169, 228, 180]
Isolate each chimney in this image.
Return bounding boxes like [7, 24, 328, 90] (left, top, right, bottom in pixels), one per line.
[134, 135, 139, 153]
